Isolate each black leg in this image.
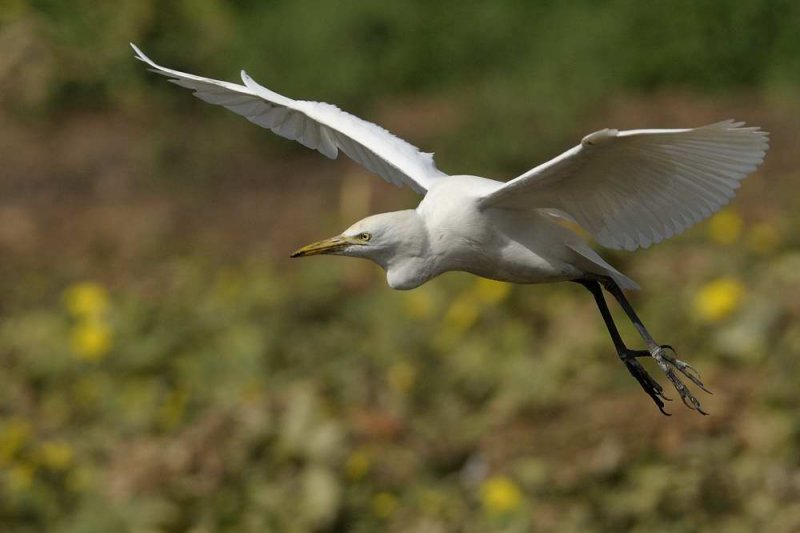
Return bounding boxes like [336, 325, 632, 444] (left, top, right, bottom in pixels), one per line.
[601, 278, 711, 414]
[576, 280, 672, 415]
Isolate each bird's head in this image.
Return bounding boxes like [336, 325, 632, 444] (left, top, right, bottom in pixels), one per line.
[290, 210, 425, 268]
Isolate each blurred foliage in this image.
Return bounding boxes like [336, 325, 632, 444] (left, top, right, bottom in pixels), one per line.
[2, 1, 800, 531]
[2, 215, 800, 531]
[3, 0, 800, 173]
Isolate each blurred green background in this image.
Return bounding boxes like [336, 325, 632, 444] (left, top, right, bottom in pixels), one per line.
[2, 1, 800, 531]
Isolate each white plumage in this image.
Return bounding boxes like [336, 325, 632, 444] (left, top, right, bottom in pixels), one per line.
[131, 44, 444, 193]
[133, 44, 768, 414]
[481, 123, 768, 250]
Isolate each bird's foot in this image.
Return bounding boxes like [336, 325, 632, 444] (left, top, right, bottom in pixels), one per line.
[650, 345, 710, 415]
[620, 349, 672, 415]
[619, 346, 711, 415]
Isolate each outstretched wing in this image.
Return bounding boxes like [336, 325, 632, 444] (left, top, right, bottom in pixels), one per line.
[479, 121, 768, 250]
[131, 44, 446, 194]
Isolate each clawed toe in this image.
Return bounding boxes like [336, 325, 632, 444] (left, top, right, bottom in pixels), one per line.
[650, 345, 710, 415]
[664, 370, 708, 414]
[657, 345, 712, 394]
[619, 345, 710, 415]
[622, 354, 672, 415]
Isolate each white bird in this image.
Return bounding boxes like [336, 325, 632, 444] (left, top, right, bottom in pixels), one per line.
[132, 44, 769, 414]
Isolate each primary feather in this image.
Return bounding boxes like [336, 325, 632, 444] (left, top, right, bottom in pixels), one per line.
[479, 120, 768, 250]
[130, 44, 446, 194]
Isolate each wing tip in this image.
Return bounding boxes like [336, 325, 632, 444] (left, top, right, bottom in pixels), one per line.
[706, 118, 770, 136]
[239, 69, 264, 94]
[130, 42, 152, 64]
[702, 119, 771, 167]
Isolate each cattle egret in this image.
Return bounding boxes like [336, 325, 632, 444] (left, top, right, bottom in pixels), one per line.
[132, 44, 769, 414]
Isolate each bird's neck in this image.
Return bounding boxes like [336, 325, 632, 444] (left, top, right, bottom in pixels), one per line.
[380, 210, 435, 290]
[386, 256, 433, 290]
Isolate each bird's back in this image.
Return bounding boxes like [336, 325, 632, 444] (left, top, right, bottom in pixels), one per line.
[417, 176, 594, 284]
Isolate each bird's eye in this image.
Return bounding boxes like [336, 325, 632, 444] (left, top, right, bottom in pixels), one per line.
[359, 232, 371, 242]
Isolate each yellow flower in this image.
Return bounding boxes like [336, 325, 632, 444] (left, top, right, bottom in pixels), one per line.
[63, 282, 109, 318]
[746, 222, 781, 255]
[6, 464, 35, 493]
[474, 278, 511, 305]
[388, 362, 417, 394]
[344, 449, 371, 480]
[70, 320, 112, 361]
[480, 476, 523, 514]
[38, 440, 74, 471]
[0, 418, 31, 465]
[372, 492, 398, 518]
[694, 277, 745, 322]
[707, 210, 743, 245]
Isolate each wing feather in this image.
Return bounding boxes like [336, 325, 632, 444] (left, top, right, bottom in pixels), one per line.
[479, 121, 768, 250]
[132, 44, 446, 193]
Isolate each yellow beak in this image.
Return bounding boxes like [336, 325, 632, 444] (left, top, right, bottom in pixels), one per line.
[290, 235, 360, 258]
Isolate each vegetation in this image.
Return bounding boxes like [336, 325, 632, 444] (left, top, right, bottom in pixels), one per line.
[2, 1, 800, 531]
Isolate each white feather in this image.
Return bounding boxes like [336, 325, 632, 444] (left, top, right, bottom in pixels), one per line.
[479, 120, 769, 250]
[131, 44, 446, 194]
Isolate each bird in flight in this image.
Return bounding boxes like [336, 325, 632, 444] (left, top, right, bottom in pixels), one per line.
[132, 44, 768, 415]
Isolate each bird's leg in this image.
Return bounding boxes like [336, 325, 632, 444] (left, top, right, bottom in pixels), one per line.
[576, 280, 671, 415]
[601, 279, 711, 414]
